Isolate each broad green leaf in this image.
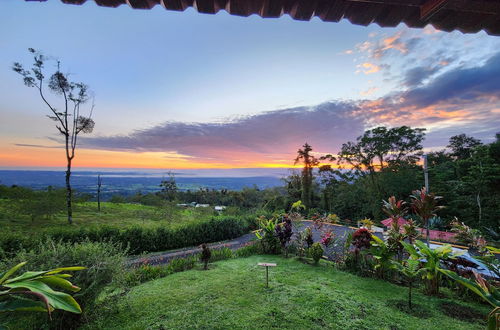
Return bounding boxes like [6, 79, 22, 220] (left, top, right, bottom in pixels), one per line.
[5, 271, 48, 284]
[0, 262, 27, 285]
[45, 266, 86, 275]
[39, 276, 81, 293]
[0, 296, 49, 313]
[5, 281, 82, 314]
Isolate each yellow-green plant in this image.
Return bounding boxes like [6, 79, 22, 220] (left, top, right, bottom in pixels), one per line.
[0, 262, 84, 317]
[327, 214, 340, 224]
[360, 218, 374, 230]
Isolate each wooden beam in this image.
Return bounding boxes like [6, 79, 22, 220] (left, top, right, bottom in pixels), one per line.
[421, 0, 450, 20]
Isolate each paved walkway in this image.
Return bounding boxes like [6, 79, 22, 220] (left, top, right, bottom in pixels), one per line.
[128, 221, 365, 267]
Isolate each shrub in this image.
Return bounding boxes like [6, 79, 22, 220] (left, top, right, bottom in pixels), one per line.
[0, 216, 248, 257]
[200, 244, 212, 270]
[352, 228, 372, 250]
[0, 239, 125, 329]
[309, 243, 324, 265]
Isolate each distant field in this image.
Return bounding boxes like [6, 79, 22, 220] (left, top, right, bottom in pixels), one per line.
[0, 201, 218, 233]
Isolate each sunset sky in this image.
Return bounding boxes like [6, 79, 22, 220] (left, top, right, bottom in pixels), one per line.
[1, 1, 500, 169]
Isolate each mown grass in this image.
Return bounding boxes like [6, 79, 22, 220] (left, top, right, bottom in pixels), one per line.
[0, 200, 217, 233]
[86, 255, 489, 330]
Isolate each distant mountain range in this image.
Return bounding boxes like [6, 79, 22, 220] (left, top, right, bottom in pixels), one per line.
[0, 169, 291, 196]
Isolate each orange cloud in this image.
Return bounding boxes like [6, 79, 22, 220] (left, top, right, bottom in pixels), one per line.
[357, 62, 380, 74]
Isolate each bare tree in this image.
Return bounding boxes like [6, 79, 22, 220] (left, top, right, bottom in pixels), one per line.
[97, 174, 102, 212]
[12, 48, 95, 224]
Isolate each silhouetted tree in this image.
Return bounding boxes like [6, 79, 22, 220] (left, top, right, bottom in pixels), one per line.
[12, 48, 95, 224]
[447, 134, 482, 160]
[159, 171, 178, 201]
[294, 143, 319, 210]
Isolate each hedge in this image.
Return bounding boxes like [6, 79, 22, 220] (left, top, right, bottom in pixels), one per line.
[0, 216, 249, 256]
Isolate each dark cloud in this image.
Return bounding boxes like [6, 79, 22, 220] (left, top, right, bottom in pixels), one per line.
[81, 102, 365, 162]
[403, 52, 500, 108]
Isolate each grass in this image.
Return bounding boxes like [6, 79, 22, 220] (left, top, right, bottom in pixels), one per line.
[86, 255, 489, 329]
[0, 200, 217, 233]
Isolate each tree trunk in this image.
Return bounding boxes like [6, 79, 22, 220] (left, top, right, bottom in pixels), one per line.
[425, 217, 430, 247]
[408, 282, 412, 310]
[65, 158, 73, 225]
[476, 193, 481, 225]
[97, 175, 101, 212]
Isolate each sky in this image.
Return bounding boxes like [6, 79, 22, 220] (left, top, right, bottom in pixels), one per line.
[0, 0, 499, 170]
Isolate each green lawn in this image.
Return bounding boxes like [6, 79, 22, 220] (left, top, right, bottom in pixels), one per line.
[87, 256, 488, 329]
[0, 201, 216, 233]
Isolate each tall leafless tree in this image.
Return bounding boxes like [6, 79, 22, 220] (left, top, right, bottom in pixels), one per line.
[13, 48, 95, 224]
[97, 174, 102, 212]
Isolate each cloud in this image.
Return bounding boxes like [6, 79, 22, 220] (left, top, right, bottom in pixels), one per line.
[357, 62, 381, 74]
[79, 50, 500, 166]
[14, 143, 63, 149]
[360, 87, 379, 96]
[81, 102, 366, 166]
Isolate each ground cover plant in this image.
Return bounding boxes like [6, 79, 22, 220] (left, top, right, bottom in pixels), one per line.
[84, 256, 488, 330]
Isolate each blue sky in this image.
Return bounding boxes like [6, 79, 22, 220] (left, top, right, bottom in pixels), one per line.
[1, 1, 499, 169]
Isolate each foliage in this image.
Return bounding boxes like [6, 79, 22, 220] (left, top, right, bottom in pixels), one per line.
[294, 143, 320, 210]
[410, 188, 444, 246]
[369, 235, 396, 279]
[274, 215, 293, 257]
[320, 230, 336, 248]
[351, 228, 372, 251]
[360, 218, 374, 230]
[382, 196, 408, 220]
[392, 258, 425, 310]
[200, 244, 212, 270]
[0, 239, 125, 328]
[327, 213, 340, 224]
[309, 243, 324, 264]
[450, 218, 486, 250]
[0, 262, 84, 317]
[439, 269, 499, 329]
[255, 217, 280, 254]
[402, 240, 463, 295]
[0, 216, 248, 256]
[159, 172, 178, 201]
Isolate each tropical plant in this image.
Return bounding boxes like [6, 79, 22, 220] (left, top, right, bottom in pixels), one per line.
[290, 200, 306, 212]
[402, 240, 463, 295]
[200, 244, 211, 270]
[402, 219, 420, 245]
[382, 196, 407, 220]
[320, 230, 336, 248]
[410, 188, 444, 247]
[369, 235, 396, 279]
[360, 218, 374, 230]
[255, 217, 280, 254]
[392, 258, 425, 310]
[0, 262, 84, 317]
[473, 246, 500, 279]
[309, 243, 324, 265]
[450, 218, 486, 250]
[275, 215, 293, 257]
[439, 269, 499, 330]
[327, 214, 340, 224]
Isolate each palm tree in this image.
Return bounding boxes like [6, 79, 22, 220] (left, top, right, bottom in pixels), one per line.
[410, 188, 444, 247]
[294, 143, 319, 210]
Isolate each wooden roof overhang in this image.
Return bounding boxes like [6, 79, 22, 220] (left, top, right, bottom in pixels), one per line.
[29, 0, 500, 36]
